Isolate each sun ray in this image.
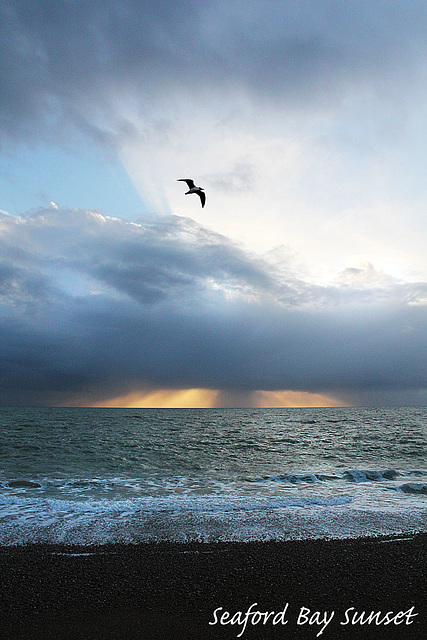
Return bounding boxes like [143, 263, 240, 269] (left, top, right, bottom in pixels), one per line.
[87, 388, 342, 408]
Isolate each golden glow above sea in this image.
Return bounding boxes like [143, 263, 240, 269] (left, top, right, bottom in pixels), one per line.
[83, 388, 343, 409]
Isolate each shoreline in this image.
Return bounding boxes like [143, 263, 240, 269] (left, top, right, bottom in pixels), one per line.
[1, 533, 426, 639]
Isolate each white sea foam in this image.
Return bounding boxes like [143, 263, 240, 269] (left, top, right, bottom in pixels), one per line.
[0, 490, 426, 545]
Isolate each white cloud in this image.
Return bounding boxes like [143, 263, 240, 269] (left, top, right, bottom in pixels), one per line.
[1, 1, 427, 281]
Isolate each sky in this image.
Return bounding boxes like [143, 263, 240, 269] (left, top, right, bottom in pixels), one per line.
[1, 0, 426, 407]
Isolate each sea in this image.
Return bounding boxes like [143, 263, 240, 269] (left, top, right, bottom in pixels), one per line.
[0, 406, 426, 545]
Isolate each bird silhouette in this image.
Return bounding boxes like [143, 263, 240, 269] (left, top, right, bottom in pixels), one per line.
[177, 178, 206, 208]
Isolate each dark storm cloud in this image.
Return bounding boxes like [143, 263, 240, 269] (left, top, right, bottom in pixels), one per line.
[0, 208, 426, 405]
[2, 0, 427, 147]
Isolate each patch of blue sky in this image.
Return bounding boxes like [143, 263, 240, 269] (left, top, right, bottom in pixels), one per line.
[0, 143, 145, 219]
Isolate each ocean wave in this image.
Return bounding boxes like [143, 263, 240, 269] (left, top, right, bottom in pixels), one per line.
[1, 479, 43, 489]
[254, 468, 409, 485]
[252, 473, 328, 484]
[395, 483, 427, 495]
[2, 468, 427, 500]
[342, 469, 401, 483]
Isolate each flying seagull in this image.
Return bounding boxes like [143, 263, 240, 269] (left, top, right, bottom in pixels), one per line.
[177, 178, 206, 208]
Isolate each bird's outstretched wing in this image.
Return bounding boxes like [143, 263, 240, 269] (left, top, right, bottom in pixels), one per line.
[177, 178, 195, 189]
[198, 190, 206, 208]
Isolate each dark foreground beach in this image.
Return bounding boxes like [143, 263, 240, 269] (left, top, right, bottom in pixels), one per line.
[0, 534, 426, 640]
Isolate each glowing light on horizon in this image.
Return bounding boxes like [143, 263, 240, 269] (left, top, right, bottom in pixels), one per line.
[86, 388, 343, 409]
[90, 388, 219, 408]
[254, 390, 344, 408]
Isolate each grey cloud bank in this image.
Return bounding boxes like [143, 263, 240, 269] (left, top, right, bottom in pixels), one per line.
[0, 208, 426, 406]
[2, 0, 427, 148]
